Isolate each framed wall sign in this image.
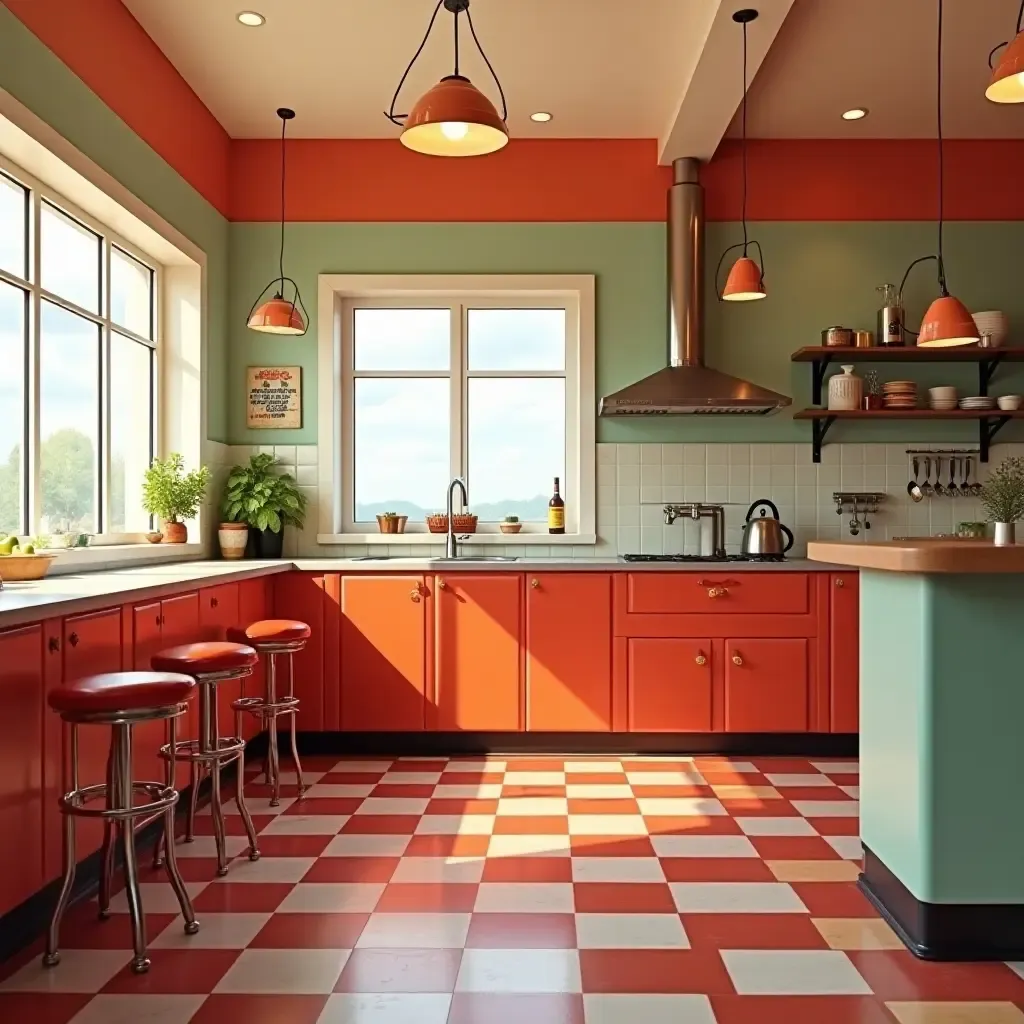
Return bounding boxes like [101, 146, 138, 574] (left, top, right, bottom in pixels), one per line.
[246, 366, 302, 429]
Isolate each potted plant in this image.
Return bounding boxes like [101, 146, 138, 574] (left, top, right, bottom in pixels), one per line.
[221, 453, 307, 559]
[980, 455, 1024, 546]
[499, 515, 522, 535]
[376, 512, 407, 534]
[141, 453, 210, 544]
[862, 370, 882, 411]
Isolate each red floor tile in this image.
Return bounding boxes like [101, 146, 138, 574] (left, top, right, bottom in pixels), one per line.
[809, 817, 860, 836]
[643, 815, 742, 835]
[374, 882, 479, 912]
[561, 773, 627, 785]
[573, 882, 677, 913]
[750, 759, 816, 773]
[283, 797, 364, 815]
[190, 994, 329, 1023]
[505, 759, 568, 771]
[59, 911, 178, 950]
[659, 857, 775, 882]
[683, 912, 832, 950]
[771, 786, 849, 802]
[389, 759, 449, 771]
[249, 834, 334, 857]
[847, 950, 1024, 1001]
[101, 948, 241, 993]
[719, 799, 799, 817]
[465, 912, 577, 948]
[482, 856, 573, 882]
[570, 835, 656, 857]
[141, 857, 224, 882]
[748, 835, 844, 860]
[404, 834, 491, 858]
[789, 882, 876, 917]
[318, 771, 386, 784]
[628, 785, 715, 799]
[425, 798, 500, 815]
[249, 912, 369, 948]
[301, 856, 400, 882]
[492, 816, 568, 835]
[192, 882, 294, 913]
[447, 993, 585, 1024]
[621, 760, 698, 772]
[340, 815, 420, 834]
[579, 948, 735, 994]
[438, 772, 505, 785]
[334, 948, 463, 992]
[191, 814, 274, 837]
[828, 773, 860, 786]
[711, 995, 894, 1024]
[369, 784, 437, 798]
[0, 994, 92, 1023]
[566, 798, 640, 815]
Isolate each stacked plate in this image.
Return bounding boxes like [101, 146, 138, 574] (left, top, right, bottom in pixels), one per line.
[882, 381, 918, 409]
[928, 386, 958, 411]
[959, 396, 996, 411]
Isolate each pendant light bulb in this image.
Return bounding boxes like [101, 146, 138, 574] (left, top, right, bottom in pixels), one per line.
[986, 3, 1024, 103]
[246, 107, 308, 337]
[386, 0, 509, 157]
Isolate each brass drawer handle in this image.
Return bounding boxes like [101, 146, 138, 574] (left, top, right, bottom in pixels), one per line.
[732, 653, 743, 666]
[695, 652, 707, 666]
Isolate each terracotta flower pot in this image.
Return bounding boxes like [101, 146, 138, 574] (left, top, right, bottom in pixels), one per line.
[218, 522, 248, 560]
[499, 522, 522, 534]
[162, 521, 187, 544]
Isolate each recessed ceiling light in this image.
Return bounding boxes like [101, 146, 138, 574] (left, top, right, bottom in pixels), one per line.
[530, 111, 553, 123]
[237, 11, 265, 26]
[842, 107, 868, 121]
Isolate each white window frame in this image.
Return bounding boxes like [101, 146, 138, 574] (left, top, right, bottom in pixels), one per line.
[317, 274, 596, 545]
[0, 152, 161, 543]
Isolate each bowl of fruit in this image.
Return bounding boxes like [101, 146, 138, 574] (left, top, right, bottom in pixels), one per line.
[0, 536, 56, 581]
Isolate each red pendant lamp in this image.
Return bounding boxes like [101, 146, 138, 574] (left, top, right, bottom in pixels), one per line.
[986, 1, 1024, 103]
[247, 108, 308, 336]
[716, 10, 766, 302]
[898, 0, 978, 348]
[386, 0, 508, 157]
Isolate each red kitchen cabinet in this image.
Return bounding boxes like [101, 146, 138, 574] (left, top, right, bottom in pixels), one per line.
[199, 583, 244, 745]
[724, 638, 810, 732]
[0, 624, 44, 916]
[238, 576, 272, 739]
[341, 575, 426, 731]
[829, 573, 859, 732]
[435, 574, 522, 731]
[526, 573, 612, 731]
[273, 572, 325, 731]
[627, 637, 713, 732]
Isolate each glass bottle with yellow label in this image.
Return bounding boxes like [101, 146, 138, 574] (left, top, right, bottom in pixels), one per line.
[548, 477, 565, 535]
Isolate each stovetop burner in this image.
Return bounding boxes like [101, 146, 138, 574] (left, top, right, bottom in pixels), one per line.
[621, 553, 786, 563]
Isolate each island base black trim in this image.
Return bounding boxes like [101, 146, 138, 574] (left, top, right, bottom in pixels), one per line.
[859, 846, 1024, 961]
[287, 731, 858, 758]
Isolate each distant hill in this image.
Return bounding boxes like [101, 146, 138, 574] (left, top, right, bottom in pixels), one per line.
[356, 494, 549, 523]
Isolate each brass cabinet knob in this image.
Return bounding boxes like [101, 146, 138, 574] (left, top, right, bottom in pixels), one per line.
[437, 578, 447, 589]
[531, 578, 540, 589]
[695, 652, 707, 666]
[835, 578, 845, 588]
[732, 653, 743, 666]
[708, 586, 727, 598]
[410, 590, 421, 603]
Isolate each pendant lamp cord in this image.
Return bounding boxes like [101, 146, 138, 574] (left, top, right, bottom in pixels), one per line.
[936, 0, 948, 297]
[453, 8, 460, 76]
[385, 0, 445, 125]
[278, 113, 287, 291]
[989, 0, 1024, 67]
[465, 6, 508, 121]
[740, 17, 749, 255]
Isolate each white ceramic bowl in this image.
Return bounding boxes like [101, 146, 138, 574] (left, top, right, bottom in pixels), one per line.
[997, 395, 1023, 411]
[972, 311, 1009, 347]
[928, 387, 957, 398]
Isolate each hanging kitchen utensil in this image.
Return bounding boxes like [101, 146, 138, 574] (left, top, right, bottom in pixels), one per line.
[908, 456, 924, 502]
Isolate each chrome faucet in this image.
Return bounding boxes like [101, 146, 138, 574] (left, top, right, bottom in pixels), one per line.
[445, 477, 468, 558]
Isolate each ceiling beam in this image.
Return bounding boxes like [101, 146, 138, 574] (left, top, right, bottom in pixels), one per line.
[659, 0, 796, 165]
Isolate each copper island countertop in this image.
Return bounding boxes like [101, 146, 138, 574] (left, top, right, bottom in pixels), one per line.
[807, 539, 1024, 573]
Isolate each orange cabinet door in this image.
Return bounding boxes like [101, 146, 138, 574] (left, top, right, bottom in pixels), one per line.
[526, 573, 612, 731]
[435, 574, 522, 732]
[59, 608, 124, 858]
[724, 638, 810, 733]
[0, 624, 45, 916]
[627, 637, 713, 732]
[274, 572, 325, 731]
[341, 575, 426, 731]
[829, 573, 859, 733]
[238, 576, 272, 740]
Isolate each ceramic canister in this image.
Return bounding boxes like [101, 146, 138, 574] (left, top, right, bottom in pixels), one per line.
[827, 365, 863, 411]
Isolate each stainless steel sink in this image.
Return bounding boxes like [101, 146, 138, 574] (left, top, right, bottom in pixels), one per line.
[352, 555, 519, 562]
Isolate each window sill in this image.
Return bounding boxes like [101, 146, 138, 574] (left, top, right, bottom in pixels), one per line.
[316, 533, 596, 546]
[46, 543, 206, 576]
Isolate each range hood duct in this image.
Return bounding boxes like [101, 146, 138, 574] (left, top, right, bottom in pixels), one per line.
[599, 157, 791, 416]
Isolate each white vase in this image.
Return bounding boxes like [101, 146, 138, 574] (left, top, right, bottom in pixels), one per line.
[994, 522, 1016, 546]
[828, 365, 863, 411]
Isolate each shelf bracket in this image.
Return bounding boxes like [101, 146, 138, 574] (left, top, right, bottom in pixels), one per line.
[811, 415, 836, 464]
[811, 355, 834, 406]
[978, 354, 1005, 396]
[980, 415, 1011, 463]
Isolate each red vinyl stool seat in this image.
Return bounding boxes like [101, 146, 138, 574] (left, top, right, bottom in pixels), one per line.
[44, 672, 199, 975]
[230, 619, 309, 806]
[152, 642, 261, 877]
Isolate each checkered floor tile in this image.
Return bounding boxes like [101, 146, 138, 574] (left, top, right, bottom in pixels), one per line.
[3, 756, 1023, 1023]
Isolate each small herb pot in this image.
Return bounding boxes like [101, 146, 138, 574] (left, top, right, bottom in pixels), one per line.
[862, 394, 883, 410]
[218, 522, 248, 559]
[499, 522, 522, 535]
[376, 514, 408, 534]
[451, 514, 478, 534]
[426, 515, 449, 534]
[162, 521, 187, 544]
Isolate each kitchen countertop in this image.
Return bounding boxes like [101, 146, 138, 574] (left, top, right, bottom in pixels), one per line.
[0, 556, 846, 629]
[807, 539, 1024, 573]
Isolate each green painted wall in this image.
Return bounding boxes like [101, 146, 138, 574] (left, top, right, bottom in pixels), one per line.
[0, 6, 230, 441]
[228, 219, 1024, 447]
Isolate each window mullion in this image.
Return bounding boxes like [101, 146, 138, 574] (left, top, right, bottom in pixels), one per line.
[26, 189, 41, 537]
[99, 239, 111, 534]
[451, 303, 464, 487]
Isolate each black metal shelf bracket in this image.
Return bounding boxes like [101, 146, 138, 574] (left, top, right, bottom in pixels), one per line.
[811, 355, 834, 406]
[811, 416, 836, 464]
[980, 415, 1011, 463]
[978, 354, 1005, 396]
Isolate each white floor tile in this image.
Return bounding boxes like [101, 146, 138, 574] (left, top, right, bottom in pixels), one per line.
[625, 772, 706, 786]
[791, 801, 859, 818]
[501, 771, 565, 785]
[218, 856, 316, 883]
[151, 912, 270, 949]
[735, 817, 818, 837]
[68, 994, 206, 1024]
[261, 815, 350, 835]
[496, 797, 569, 816]
[474, 882, 575, 913]
[571, 857, 666, 882]
[390, 857, 485, 883]
[318, 993, 452, 1024]
[764, 773, 836, 787]
[170, 835, 249, 859]
[278, 882, 386, 913]
[563, 761, 623, 774]
[108, 881, 208, 915]
[455, 948, 581, 993]
[443, 760, 506, 773]
[487, 834, 571, 857]
[636, 798, 726, 817]
[356, 913, 471, 949]
[650, 834, 759, 858]
[306, 784, 376, 798]
[0, 949, 128, 993]
[414, 815, 495, 835]
[670, 882, 808, 914]
[704, 761, 757, 773]
[565, 784, 634, 798]
[355, 798, 430, 816]
[810, 761, 859, 774]
[575, 913, 689, 949]
[331, 761, 394, 773]
[583, 993, 717, 1024]
[214, 948, 350, 994]
[323, 835, 411, 857]
[721, 949, 872, 995]
[433, 784, 502, 799]
[568, 815, 647, 836]
[377, 773, 442, 785]
[825, 835, 864, 860]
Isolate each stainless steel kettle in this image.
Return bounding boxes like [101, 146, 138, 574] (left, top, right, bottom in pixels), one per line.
[741, 498, 794, 556]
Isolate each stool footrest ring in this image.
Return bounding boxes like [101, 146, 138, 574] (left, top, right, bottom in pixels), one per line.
[159, 736, 245, 763]
[233, 695, 300, 717]
[59, 781, 179, 819]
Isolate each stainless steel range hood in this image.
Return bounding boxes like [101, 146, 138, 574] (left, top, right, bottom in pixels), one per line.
[599, 157, 791, 416]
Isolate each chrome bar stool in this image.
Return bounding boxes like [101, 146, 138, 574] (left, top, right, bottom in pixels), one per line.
[151, 641, 261, 875]
[44, 671, 200, 975]
[229, 620, 310, 806]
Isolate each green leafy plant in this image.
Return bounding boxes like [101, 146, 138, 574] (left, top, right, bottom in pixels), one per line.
[380, 511, 400, 518]
[503, 515, 520, 523]
[222, 453, 307, 534]
[142, 454, 210, 523]
[981, 456, 1024, 523]
[864, 370, 881, 397]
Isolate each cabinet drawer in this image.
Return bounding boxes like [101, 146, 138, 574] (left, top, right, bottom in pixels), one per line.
[627, 573, 809, 615]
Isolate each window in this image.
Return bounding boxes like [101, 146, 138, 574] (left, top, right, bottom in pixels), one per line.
[325, 276, 595, 539]
[0, 161, 157, 539]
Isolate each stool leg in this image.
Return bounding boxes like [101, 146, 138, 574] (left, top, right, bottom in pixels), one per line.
[203, 681, 229, 877]
[98, 745, 116, 919]
[43, 722, 79, 967]
[287, 652, 306, 797]
[184, 759, 201, 843]
[114, 723, 150, 974]
[234, 702, 261, 862]
[160, 713, 199, 936]
[267, 653, 281, 806]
